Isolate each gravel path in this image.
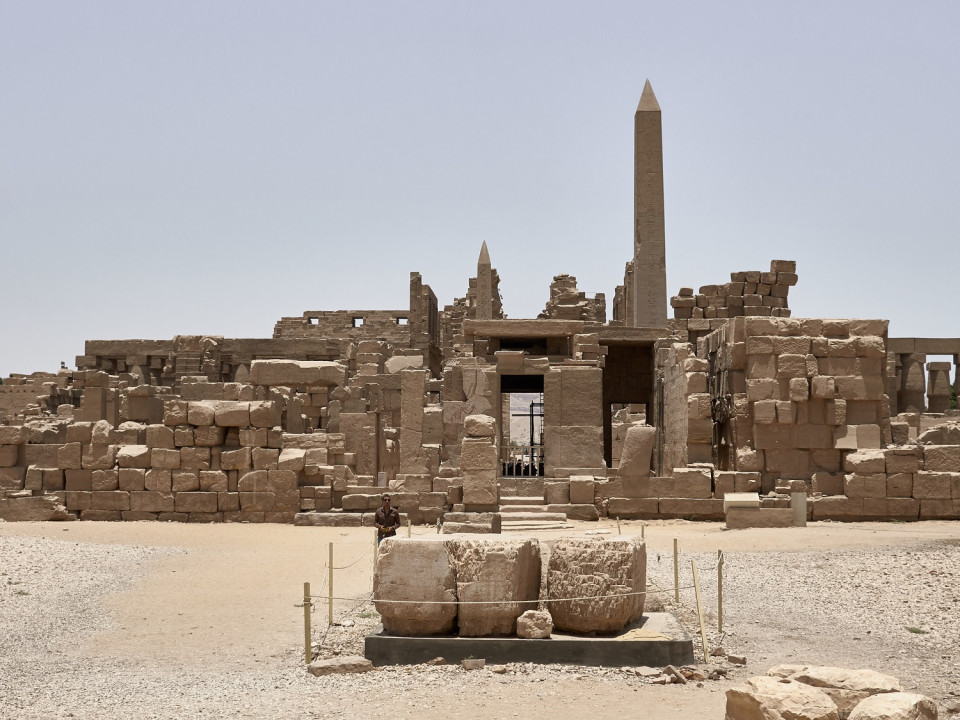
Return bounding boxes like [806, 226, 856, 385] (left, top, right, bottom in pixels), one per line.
[1, 523, 958, 719]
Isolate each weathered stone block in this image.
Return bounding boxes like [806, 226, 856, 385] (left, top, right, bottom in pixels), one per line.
[373, 539, 457, 636]
[547, 536, 645, 633]
[447, 538, 540, 636]
[175, 492, 218, 513]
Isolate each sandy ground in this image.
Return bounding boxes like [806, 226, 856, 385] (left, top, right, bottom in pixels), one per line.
[1, 518, 959, 719]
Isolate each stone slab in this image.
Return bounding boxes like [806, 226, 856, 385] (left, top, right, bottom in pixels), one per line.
[364, 612, 693, 667]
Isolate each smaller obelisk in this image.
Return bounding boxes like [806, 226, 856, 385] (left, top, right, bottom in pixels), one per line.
[476, 241, 493, 320]
[633, 79, 668, 327]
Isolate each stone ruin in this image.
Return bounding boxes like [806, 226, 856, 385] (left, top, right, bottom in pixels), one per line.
[2, 79, 960, 526]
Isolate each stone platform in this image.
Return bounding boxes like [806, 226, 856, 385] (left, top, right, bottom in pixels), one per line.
[364, 612, 693, 667]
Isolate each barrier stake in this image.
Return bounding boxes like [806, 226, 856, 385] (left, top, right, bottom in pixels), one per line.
[616, 516, 621, 535]
[692, 559, 709, 660]
[407, 517, 411, 538]
[673, 538, 680, 604]
[641, 524, 645, 540]
[717, 550, 724, 633]
[303, 582, 312, 665]
[328, 543, 334, 626]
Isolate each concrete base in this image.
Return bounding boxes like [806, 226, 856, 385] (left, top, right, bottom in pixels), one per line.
[364, 612, 693, 667]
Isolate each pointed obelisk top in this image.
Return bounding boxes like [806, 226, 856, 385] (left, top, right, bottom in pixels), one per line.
[478, 241, 491, 267]
[637, 79, 660, 112]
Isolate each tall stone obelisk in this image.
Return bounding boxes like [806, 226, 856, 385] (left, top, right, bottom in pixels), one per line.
[632, 79, 668, 327]
[476, 241, 493, 320]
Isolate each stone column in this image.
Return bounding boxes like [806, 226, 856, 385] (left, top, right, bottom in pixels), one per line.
[927, 361, 952, 414]
[898, 353, 926, 414]
[886, 352, 900, 416]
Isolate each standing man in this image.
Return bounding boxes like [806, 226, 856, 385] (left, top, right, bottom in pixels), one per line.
[374, 494, 400, 545]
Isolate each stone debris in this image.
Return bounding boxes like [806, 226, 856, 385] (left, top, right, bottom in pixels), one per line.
[516, 609, 553, 639]
[306, 656, 373, 676]
[726, 676, 841, 720]
[461, 658, 485, 670]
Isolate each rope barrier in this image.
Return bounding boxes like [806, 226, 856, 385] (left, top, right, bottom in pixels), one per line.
[303, 584, 701, 605]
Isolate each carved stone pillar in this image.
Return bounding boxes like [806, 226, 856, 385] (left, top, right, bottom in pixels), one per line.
[898, 353, 926, 414]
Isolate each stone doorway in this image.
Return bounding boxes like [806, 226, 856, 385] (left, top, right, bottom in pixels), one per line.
[499, 374, 545, 477]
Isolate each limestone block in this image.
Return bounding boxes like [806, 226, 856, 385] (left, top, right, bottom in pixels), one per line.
[617, 425, 656, 479]
[516, 610, 552, 639]
[462, 470, 497, 505]
[175, 492, 218, 513]
[307, 656, 374, 676]
[239, 491, 276, 512]
[116, 445, 151, 469]
[447, 537, 540, 636]
[794, 665, 901, 715]
[213, 401, 250, 427]
[118, 469, 145, 492]
[199, 471, 228, 492]
[91, 491, 130, 512]
[725, 507, 793, 529]
[130, 491, 175, 513]
[557, 503, 600, 521]
[884, 452, 919, 474]
[220, 447, 251, 471]
[187, 402, 216, 426]
[174, 427, 194, 447]
[278, 448, 306, 472]
[0, 426, 26, 445]
[249, 401, 281, 429]
[844, 474, 887, 499]
[180, 447, 211, 470]
[172, 471, 200, 493]
[460, 438, 497, 471]
[373, 539, 457, 636]
[249, 360, 346, 387]
[252, 447, 280, 470]
[913, 471, 953, 499]
[57, 443, 81, 470]
[725, 676, 839, 720]
[546, 425, 604, 471]
[568, 476, 595, 504]
[659, 497, 724, 519]
[547, 536, 645, 633]
[656, 468, 711, 498]
[560, 366, 602, 426]
[464, 414, 496, 438]
[0, 494, 74, 522]
[811, 376, 835, 400]
[144, 469, 172, 492]
[91, 420, 115, 445]
[848, 692, 936, 720]
[193, 426, 226, 447]
[391, 473, 432, 493]
[844, 451, 885, 474]
[606, 497, 659, 519]
[82, 444, 117, 470]
[922, 445, 960, 472]
[544, 482, 570, 505]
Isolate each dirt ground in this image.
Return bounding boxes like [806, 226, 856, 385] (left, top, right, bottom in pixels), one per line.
[2, 518, 959, 719]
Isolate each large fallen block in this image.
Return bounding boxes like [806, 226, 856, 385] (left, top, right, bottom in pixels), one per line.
[447, 537, 540, 636]
[249, 360, 346, 388]
[725, 676, 839, 720]
[373, 539, 457, 636]
[547, 536, 645, 633]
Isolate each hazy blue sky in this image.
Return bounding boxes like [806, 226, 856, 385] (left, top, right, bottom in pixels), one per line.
[2, 1, 958, 376]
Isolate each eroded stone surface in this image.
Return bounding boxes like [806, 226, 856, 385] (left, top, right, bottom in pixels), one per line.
[725, 676, 840, 720]
[373, 539, 456, 636]
[546, 536, 645, 633]
[447, 537, 540, 637]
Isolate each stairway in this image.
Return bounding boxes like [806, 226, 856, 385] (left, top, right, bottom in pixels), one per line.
[498, 495, 573, 532]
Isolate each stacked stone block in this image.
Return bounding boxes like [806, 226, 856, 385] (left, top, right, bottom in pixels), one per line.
[669, 260, 797, 322]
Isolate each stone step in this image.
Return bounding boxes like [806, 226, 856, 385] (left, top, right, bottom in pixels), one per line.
[497, 505, 555, 514]
[498, 496, 545, 506]
[495, 511, 568, 522]
[501, 521, 574, 532]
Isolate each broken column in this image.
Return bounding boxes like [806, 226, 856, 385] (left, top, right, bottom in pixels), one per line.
[898, 353, 926, 413]
[460, 414, 498, 511]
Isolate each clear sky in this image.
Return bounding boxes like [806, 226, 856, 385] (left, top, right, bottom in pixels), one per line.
[2, 1, 958, 376]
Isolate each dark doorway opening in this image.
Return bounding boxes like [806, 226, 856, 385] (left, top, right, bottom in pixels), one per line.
[602, 343, 655, 467]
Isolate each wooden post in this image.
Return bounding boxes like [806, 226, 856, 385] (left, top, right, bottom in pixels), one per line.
[641, 523, 645, 540]
[303, 582, 312, 665]
[406, 517, 411, 538]
[692, 559, 709, 660]
[328, 542, 334, 627]
[616, 516, 621, 535]
[717, 550, 724, 633]
[673, 538, 680, 604]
